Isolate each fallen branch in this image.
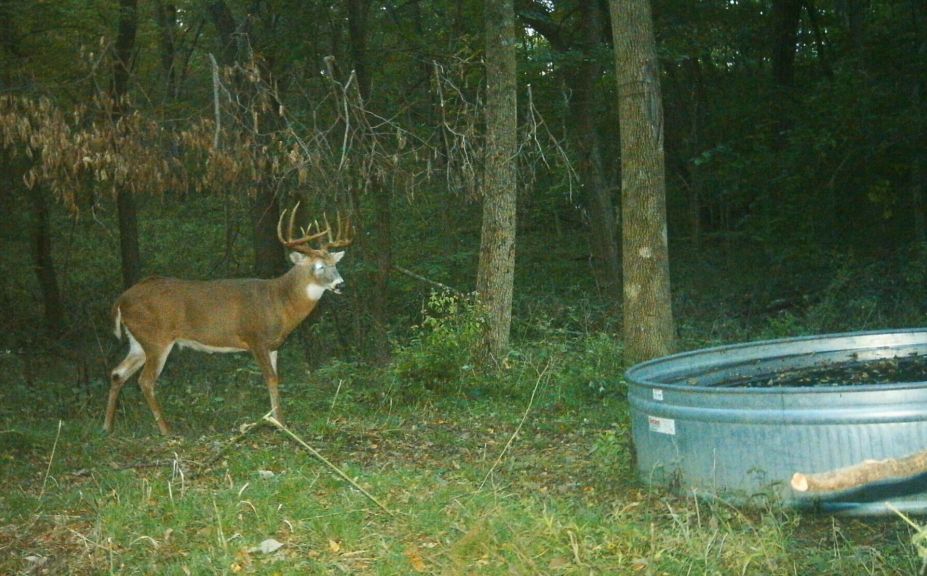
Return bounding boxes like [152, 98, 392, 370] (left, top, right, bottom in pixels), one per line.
[791, 448, 927, 493]
[262, 413, 394, 516]
[193, 418, 267, 476]
[393, 265, 463, 295]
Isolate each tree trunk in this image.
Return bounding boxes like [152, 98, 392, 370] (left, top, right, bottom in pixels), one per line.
[116, 185, 142, 288]
[771, 0, 802, 91]
[348, 0, 391, 361]
[573, 0, 621, 301]
[370, 180, 392, 360]
[113, 0, 141, 289]
[155, 0, 178, 99]
[477, 0, 518, 360]
[610, 0, 675, 364]
[912, 0, 926, 244]
[208, 0, 283, 278]
[685, 56, 705, 251]
[251, 187, 283, 278]
[842, 0, 869, 54]
[28, 184, 64, 334]
[207, 0, 241, 66]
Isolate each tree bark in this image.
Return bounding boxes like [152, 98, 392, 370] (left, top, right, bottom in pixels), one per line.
[517, 1, 621, 298]
[769, 0, 802, 154]
[208, 0, 283, 278]
[29, 184, 64, 334]
[251, 188, 283, 278]
[477, 0, 518, 360]
[573, 0, 621, 301]
[155, 0, 178, 99]
[682, 56, 705, 251]
[792, 448, 927, 494]
[610, 0, 675, 364]
[207, 0, 241, 66]
[912, 0, 927, 244]
[113, 0, 141, 289]
[348, 0, 392, 361]
[770, 0, 802, 91]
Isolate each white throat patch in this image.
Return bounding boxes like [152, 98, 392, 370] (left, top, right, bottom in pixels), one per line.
[306, 283, 326, 301]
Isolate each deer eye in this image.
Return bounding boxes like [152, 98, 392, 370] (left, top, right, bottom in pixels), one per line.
[314, 262, 325, 272]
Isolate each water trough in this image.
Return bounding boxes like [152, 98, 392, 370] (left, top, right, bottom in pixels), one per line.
[626, 329, 927, 515]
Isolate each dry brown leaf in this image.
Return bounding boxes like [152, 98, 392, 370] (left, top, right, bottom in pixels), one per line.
[404, 545, 427, 572]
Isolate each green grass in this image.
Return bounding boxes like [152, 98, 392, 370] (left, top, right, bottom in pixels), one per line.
[1, 340, 923, 575]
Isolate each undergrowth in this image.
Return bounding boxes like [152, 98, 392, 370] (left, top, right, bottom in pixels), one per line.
[1, 311, 923, 574]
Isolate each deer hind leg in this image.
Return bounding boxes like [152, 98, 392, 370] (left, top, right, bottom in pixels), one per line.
[104, 329, 147, 433]
[137, 342, 175, 435]
[253, 348, 284, 426]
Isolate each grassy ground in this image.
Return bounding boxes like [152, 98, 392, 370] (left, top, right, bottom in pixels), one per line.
[1, 339, 923, 576]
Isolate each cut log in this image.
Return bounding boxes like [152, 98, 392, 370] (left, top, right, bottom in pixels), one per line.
[791, 449, 927, 493]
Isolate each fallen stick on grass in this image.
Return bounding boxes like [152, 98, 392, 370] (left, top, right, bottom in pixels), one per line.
[39, 420, 63, 501]
[262, 412, 394, 516]
[187, 419, 266, 479]
[791, 448, 927, 493]
[477, 360, 551, 492]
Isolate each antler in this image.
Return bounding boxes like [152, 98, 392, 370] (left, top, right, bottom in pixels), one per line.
[321, 212, 354, 250]
[277, 202, 354, 254]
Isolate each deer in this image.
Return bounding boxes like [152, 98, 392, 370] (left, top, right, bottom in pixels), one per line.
[104, 204, 353, 435]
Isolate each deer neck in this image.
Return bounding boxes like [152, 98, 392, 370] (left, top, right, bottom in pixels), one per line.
[274, 266, 325, 320]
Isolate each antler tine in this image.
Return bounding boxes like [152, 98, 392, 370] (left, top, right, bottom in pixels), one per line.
[325, 211, 354, 249]
[323, 214, 334, 245]
[287, 201, 300, 242]
[276, 201, 329, 248]
[276, 202, 293, 245]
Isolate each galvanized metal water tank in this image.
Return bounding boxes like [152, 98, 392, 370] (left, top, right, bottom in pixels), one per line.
[626, 329, 927, 515]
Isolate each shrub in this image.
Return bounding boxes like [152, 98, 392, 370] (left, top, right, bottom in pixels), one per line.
[391, 291, 486, 394]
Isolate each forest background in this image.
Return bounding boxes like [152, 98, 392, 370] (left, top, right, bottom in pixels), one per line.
[3, 0, 927, 574]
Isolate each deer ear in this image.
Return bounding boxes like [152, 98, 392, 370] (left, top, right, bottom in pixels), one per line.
[289, 251, 308, 265]
[331, 251, 345, 263]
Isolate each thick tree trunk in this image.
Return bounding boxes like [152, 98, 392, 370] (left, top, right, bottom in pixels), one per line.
[477, 0, 518, 360]
[610, 0, 675, 364]
[348, 0, 391, 361]
[113, 0, 141, 289]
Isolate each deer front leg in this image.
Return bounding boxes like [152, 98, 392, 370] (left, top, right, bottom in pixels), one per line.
[253, 348, 284, 426]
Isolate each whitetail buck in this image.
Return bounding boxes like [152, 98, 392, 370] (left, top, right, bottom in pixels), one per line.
[105, 205, 353, 435]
